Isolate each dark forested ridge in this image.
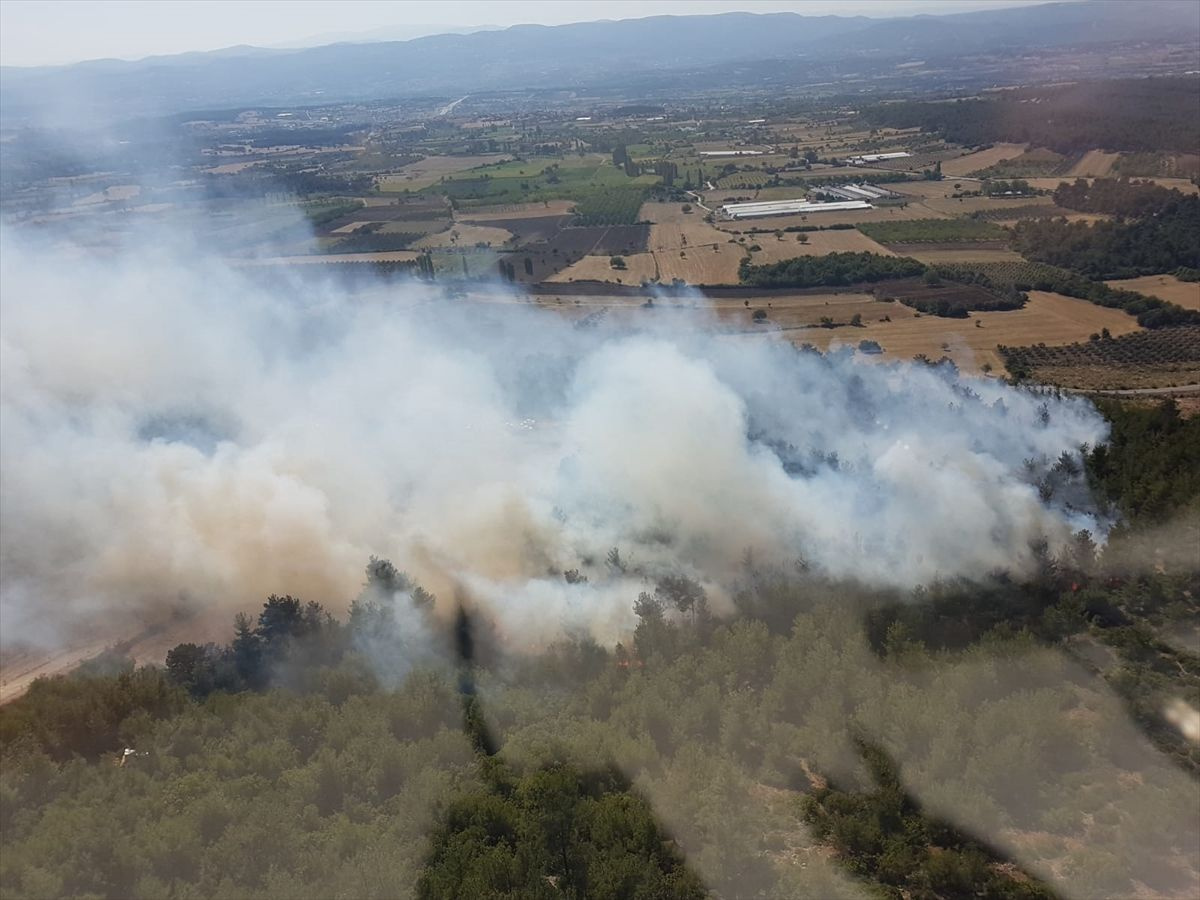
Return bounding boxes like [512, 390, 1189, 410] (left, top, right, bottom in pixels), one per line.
[864, 78, 1200, 155]
[1, 400, 1198, 900]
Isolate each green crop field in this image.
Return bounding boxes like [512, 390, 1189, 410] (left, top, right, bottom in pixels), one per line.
[427, 155, 660, 223]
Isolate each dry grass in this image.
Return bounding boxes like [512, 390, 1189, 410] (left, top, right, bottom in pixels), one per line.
[1105, 274, 1200, 311]
[458, 200, 577, 221]
[545, 253, 659, 284]
[376, 154, 512, 191]
[636, 201, 749, 283]
[414, 224, 514, 249]
[746, 229, 897, 264]
[761, 290, 1141, 373]
[654, 245, 746, 285]
[715, 292, 905, 332]
[1066, 151, 1120, 178]
[940, 144, 1028, 177]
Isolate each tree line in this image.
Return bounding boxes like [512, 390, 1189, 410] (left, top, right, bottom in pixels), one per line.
[862, 78, 1200, 155]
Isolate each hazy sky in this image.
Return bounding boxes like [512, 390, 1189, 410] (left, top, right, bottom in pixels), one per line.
[2, 0, 1049, 67]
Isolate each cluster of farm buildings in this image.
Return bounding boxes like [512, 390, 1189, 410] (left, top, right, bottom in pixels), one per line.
[720, 182, 897, 219]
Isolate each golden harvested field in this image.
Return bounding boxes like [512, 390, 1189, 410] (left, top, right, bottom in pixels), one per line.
[654, 244, 745, 285]
[458, 200, 576, 221]
[546, 253, 659, 284]
[1105, 274, 1200, 311]
[415, 224, 514, 249]
[770, 291, 1141, 373]
[376, 154, 513, 191]
[889, 182, 962, 200]
[1066, 150, 1120, 177]
[940, 144, 1028, 177]
[746, 229, 896, 264]
[715, 292, 904, 332]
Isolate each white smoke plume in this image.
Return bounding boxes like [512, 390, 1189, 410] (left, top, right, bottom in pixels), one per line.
[0, 226, 1109, 649]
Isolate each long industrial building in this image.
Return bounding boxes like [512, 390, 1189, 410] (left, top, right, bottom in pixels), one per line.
[823, 183, 894, 201]
[846, 151, 911, 165]
[721, 199, 871, 219]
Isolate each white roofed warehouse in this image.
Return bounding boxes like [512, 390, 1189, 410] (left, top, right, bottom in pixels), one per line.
[720, 199, 872, 219]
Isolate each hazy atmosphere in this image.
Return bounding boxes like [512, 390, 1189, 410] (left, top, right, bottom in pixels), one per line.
[2, 0, 1047, 66]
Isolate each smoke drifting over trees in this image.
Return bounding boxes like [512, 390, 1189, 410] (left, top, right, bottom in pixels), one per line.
[0, 226, 1108, 651]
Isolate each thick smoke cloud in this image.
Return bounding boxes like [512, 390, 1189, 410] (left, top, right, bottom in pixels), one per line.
[0, 227, 1108, 648]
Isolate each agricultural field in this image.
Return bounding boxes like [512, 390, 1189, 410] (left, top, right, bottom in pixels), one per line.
[545, 252, 659, 284]
[857, 218, 1007, 243]
[376, 153, 513, 191]
[241, 250, 424, 265]
[939, 143, 1028, 177]
[1113, 152, 1200, 179]
[776, 290, 1141, 373]
[501, 224, 651, 282]
[899, 245, 1024, 264]
[919, 195, 1057, 216]
[1105, 274, 1200, 311]
[1000, 326, 1200, 389]
[423, 153, 661, 223]
[1067, 150, 1121, 177]
[456, 200, 576, 221]
[743, 229, 896, 265]
[713, 291, 904, 333]
[414, 224, 514, 250]
[974, 147, 1072, 178]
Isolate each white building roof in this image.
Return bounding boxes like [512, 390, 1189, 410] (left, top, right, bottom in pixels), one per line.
[721, 199, 872, 219]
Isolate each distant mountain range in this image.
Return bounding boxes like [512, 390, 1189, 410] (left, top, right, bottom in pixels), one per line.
[2, 1, 1196, 126]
